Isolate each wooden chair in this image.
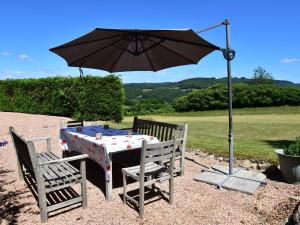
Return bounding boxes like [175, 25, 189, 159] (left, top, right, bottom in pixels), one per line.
[9, 127, 88, 222]
[122, 139, 176, 217]
[128, 117, 188, 175]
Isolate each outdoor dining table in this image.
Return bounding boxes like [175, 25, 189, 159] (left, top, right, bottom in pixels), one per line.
[60, 125, 159, 201]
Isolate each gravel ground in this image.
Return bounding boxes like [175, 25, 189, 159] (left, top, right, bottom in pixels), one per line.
[0, 112, 299, 225]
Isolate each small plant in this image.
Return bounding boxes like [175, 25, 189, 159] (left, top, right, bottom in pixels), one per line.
[284, 137, 300, 156]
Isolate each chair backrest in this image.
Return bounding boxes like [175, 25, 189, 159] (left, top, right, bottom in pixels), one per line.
[60, 120, 83, 128]
[132, 116, 181, 142]
[140, 139, 176, 178]
[67, 120, 83, 128]
[9, 127, 37, 175]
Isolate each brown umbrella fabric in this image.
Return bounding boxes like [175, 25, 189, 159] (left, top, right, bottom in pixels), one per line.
[50, 28, 220, 72]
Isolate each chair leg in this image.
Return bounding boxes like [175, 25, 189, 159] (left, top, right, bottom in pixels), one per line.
[180, 156, 184, 176]
[80, 160, 87, 208]
[123, 174, 127, 204]
[37, 188, 48, 223]
[169, 176, 174, 205]
[139, 185, 145, 217]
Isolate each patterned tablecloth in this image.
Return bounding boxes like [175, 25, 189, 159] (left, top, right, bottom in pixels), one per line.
[60, 126, 159, 181]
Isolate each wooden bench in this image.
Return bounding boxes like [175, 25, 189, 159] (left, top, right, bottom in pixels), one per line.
[129, 116, 188, 175]
[9, 127, 88, 223]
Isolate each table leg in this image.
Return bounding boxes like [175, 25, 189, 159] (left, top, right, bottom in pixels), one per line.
[105, 160, 113, 201]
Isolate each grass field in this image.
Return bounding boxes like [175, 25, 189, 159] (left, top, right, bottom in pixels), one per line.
[110, 106, 300, 163]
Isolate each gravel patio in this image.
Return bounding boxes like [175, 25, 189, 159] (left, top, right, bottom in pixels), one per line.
[0, 112, 299, 225]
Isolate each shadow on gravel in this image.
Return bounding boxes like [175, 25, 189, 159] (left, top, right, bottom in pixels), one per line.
[263, 164, 285, 182]
[0, 167, 32, 225]
[67, 150, 141, 198]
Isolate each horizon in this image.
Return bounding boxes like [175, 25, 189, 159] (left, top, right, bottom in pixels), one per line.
[1, 0, 299, 82]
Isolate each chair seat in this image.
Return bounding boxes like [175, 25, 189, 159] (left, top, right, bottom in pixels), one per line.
[122, 162, 166, 180]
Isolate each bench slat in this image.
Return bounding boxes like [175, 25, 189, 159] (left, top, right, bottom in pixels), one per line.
[44, 152, 82, 184]
[38, 154, 64, 186]
[40, 153, 81, 186]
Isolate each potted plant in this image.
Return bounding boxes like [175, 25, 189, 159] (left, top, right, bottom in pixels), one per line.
[276, 137, 300, 184]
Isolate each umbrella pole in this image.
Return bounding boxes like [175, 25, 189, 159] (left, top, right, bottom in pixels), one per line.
[224, 19, 234, 175]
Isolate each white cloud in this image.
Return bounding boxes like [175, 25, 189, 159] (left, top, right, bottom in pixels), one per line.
[1, 51, 12, 56]
[18, 54, 29, 59]
[281, 58, 299, 64]
[18, 54, 35, 61]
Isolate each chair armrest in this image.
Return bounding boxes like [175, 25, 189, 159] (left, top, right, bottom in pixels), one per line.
[27, 137, 52, 142]
[39, 154, 89, 165]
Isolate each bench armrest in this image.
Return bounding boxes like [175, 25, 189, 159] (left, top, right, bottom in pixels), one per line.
[27, 137, 52, 152]
[27, 137, 52, 142]
[39, 154, 89, 165]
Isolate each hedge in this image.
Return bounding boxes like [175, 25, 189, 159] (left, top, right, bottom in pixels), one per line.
[174, 83, 300, 111]
[0, 75, 124, 122]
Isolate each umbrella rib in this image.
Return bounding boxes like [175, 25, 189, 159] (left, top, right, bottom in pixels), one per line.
[140, 41, 156, 71]
[143, 33, 220, 50]
[50, 33, 127, 51]
[69, 36, 127, 66]
[147, 38, 197, 64]
[108, 37, 133, 72]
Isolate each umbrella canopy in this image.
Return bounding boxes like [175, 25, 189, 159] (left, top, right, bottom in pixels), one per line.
[50, 28, 220, 72]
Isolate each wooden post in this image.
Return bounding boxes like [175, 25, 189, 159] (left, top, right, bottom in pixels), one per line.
[139, 140, 146, 217]
[132, 116, 138, 133]
[105, 159, 113, 201]
[9, 127, 24, 180]
[169, 140, 176, 205]
[122, 174, 127, 204]
[27, 141, 48, 222]
[180, 124, 188, 176]
[46, 138, 51, 152]
[80, 159, 87, 208]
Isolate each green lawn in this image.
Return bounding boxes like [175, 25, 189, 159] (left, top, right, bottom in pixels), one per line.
[110, 106, 300, 163]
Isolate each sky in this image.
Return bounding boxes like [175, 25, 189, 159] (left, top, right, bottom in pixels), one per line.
[0, 0, 299, 83]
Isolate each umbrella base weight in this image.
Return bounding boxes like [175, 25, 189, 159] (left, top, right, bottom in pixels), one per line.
[194, 165, 266, 195]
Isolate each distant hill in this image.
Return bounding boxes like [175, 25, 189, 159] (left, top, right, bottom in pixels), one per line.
[124, 77, 300, 102]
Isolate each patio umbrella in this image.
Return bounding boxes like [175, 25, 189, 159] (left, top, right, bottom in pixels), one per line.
[50, 20, 235, 174]
[49, 28, 220, 72]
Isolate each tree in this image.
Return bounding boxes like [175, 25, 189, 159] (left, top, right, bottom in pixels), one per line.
[248, 66, 274, 85]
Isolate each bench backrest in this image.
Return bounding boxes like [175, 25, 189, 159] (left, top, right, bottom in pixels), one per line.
[9, 127, 37, 175]
[132, 116, 185, 142]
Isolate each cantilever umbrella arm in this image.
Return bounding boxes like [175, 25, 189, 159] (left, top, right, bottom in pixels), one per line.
[197, 19, 236, 175]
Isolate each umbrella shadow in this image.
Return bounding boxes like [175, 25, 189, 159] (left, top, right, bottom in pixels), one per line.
[67, 150, 141, 197]
[262, 139, 294, 149]
[0, 167, 33, 225]
[118, 186, 169, 214]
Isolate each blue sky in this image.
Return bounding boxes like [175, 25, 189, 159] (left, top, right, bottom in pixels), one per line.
[0, 0, 299, 83]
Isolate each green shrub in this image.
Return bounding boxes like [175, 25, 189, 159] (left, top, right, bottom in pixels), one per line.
[174, 83, 300, 112]
[0, 75, 124, 122]
[284, 137, 300, 156]
[124, 98, 174, 116]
